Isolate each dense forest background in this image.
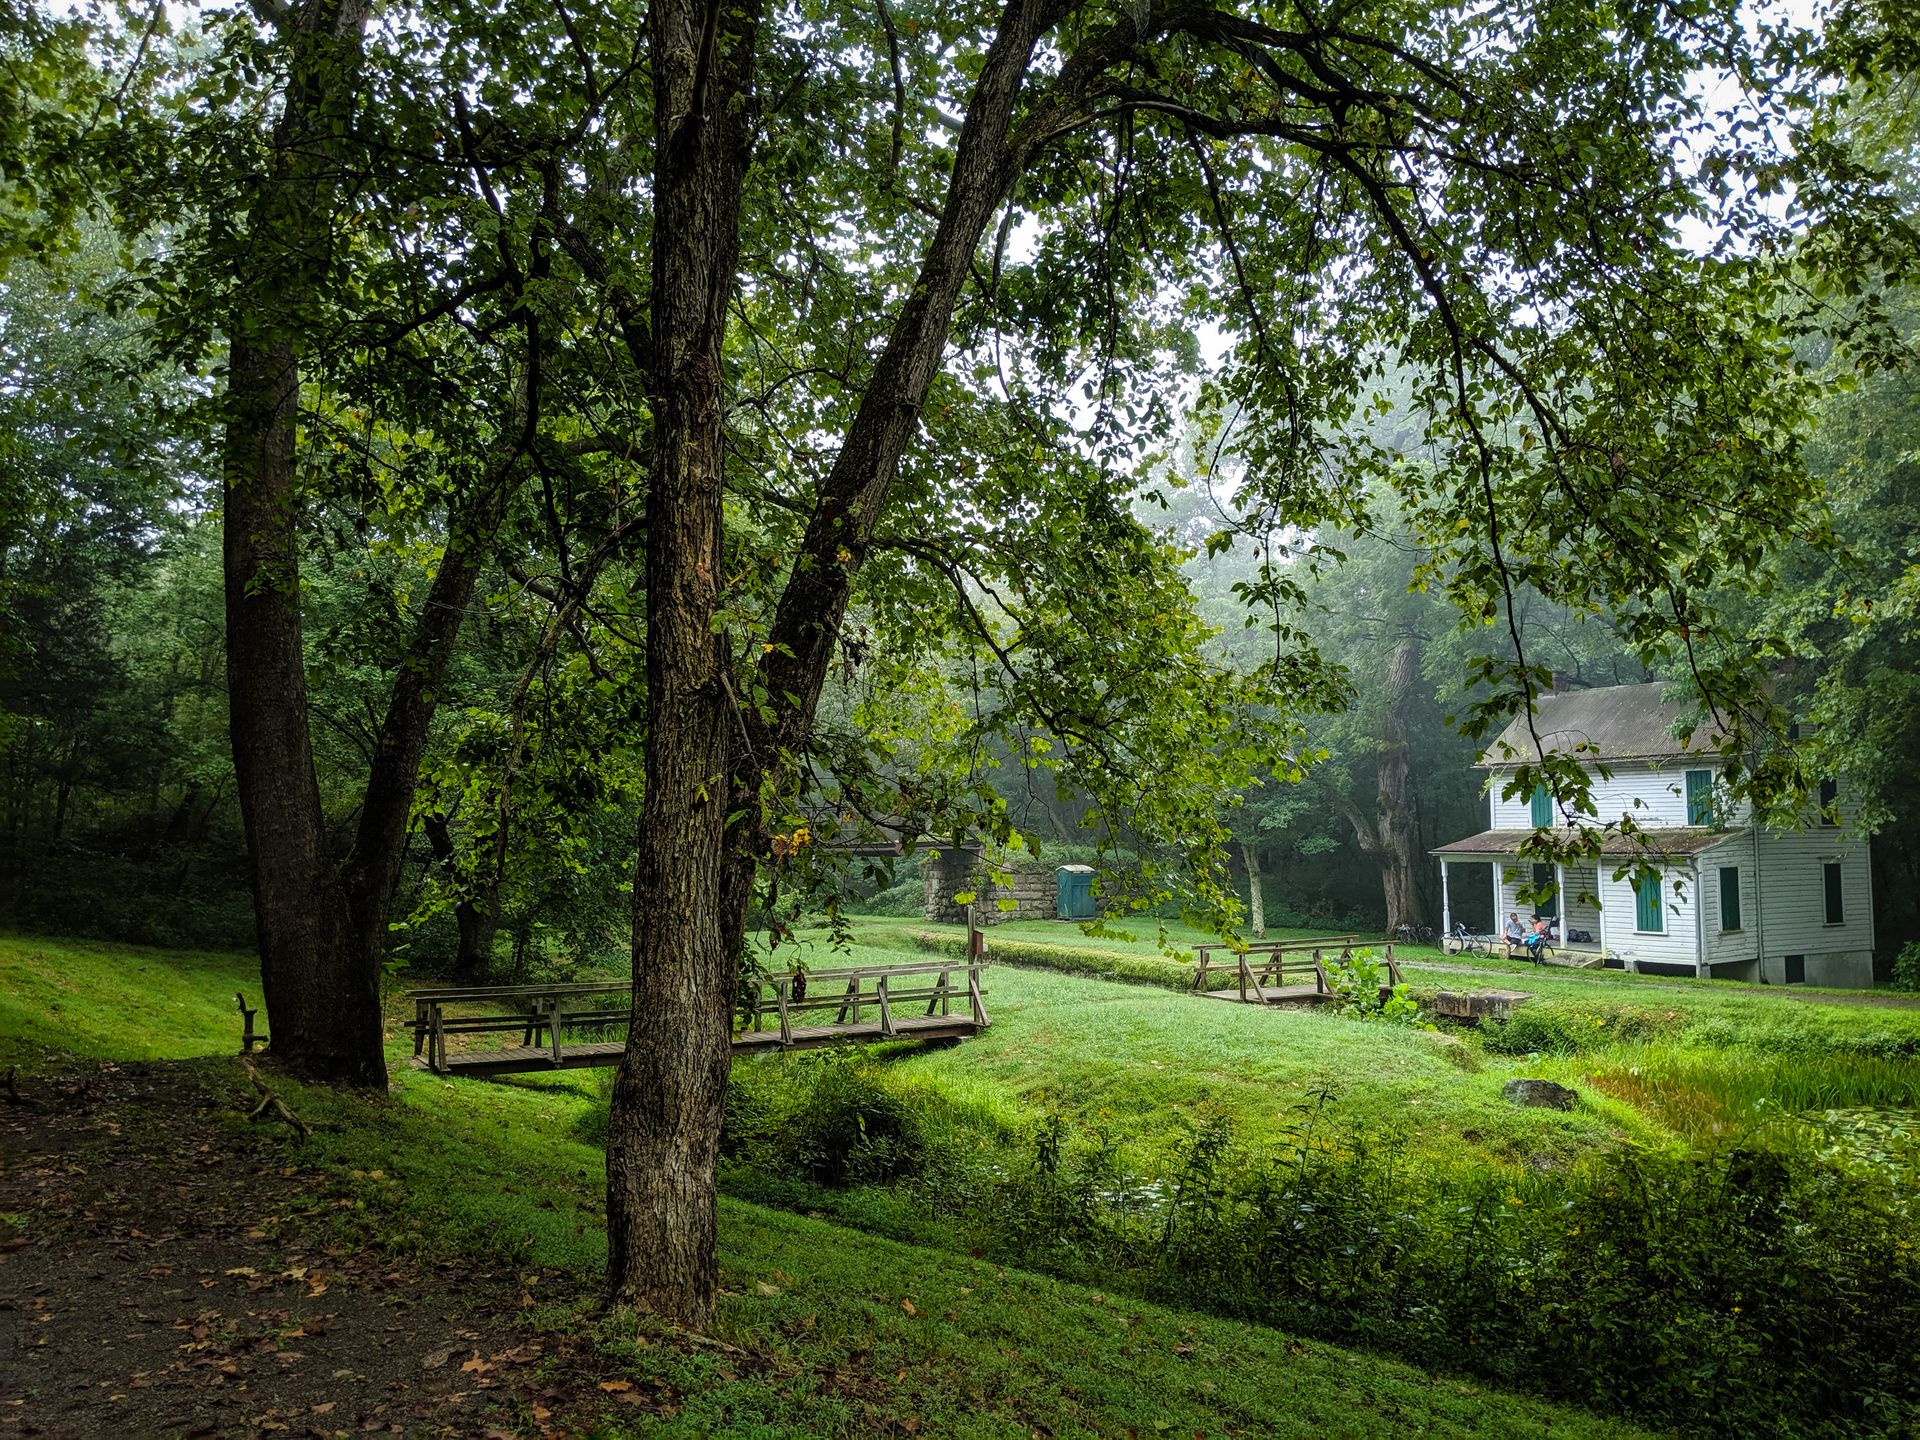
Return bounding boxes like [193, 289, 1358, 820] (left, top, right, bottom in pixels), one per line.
[8, 287, 1919, 972]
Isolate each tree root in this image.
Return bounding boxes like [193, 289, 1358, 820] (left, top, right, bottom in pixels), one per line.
[240, 1059, 312, 1143]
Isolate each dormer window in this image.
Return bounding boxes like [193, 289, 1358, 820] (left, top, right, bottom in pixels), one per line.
[1685, 770, 1714, 827]
[1530, 784, 1552, 828]
[1819, 778, 1838, 827]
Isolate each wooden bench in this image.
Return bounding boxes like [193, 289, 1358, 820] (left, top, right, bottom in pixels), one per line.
[406, 960, 990, 1076]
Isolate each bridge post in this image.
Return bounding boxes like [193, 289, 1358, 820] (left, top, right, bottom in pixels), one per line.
[776, 977, 792, 1046]
[877, 973, 894, 1036]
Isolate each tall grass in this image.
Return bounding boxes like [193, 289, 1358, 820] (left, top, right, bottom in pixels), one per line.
[1588, 1044, 1920, 1141]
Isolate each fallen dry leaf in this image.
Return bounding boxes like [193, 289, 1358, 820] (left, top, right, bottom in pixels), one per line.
[597, 1380, 633, 1393]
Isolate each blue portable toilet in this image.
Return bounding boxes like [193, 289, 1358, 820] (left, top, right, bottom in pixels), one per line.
[1056, 864, 1096, 920]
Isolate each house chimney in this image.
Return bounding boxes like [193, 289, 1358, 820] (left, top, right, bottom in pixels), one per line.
[1549, 671, 1565, 695]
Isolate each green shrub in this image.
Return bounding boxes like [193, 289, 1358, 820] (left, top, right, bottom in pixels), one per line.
[739, 1097, 1920, 1437]
[1324, 948, 1425, 1025]
[723, 1051, 931, 1187]
[1892, 942, 1920, 993]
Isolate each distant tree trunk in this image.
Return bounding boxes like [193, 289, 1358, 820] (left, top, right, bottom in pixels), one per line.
[1343, 635, 1425, 934]
[423, 812, 498, 977]
[1241, 840, 1266, 939]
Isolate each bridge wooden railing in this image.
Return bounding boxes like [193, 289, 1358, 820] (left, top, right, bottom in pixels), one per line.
[410, 981, 629, 1074]
[736, 958, 989, 1049]
[1189, 937, 1401, 1002]
[407, 959, 990, 1075]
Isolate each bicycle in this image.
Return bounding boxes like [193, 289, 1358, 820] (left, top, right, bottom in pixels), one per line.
[1395, 921, 1436, 946]
[1442, 923, 1491, 956]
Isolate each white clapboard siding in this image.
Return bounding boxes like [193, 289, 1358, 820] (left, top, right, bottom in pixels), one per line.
[1701, 847, 1761, 967]
[1754, 825, 1875, 959]
[1486, 762, 1752, 831]
[1594, 863, 1704, 966]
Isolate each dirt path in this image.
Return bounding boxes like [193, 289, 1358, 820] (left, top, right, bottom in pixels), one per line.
[1402, 959, 1920, 1008]
[0, 1061, 610, 1439]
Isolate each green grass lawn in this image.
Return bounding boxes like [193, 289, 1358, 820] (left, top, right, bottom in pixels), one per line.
[0, 930, 1644, 1437]
[858, 963, 1644, 1165]
[0, 932, 265, 1067]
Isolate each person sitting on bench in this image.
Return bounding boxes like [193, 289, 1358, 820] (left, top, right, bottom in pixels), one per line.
[1503, 912, 1527, 958]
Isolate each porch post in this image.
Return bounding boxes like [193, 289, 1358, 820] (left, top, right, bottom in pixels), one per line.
[1693, 861, 1708, 978]
[1596, 863, 1609, 965]
[1440, 860, 1452, 938]
[1554, 861, 1566, 946]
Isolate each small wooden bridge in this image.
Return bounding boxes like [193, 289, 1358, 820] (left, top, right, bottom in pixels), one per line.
[408, 959, 989, 1077]
[1190, 937, 1402, 1006]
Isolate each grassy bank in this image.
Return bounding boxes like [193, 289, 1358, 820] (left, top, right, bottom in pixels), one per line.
[0, 931, 1639, 1437]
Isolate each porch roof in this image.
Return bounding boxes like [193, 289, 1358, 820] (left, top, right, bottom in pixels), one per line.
[1430, 827, 1734, 862]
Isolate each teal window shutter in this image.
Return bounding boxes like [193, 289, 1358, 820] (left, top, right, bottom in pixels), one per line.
[1685, 770, 1714, 826]
[1530, 784, 1552, 828]
[1719, 866, 1740, 931]
[1635, 873, 1664, 933]
[1532, 863, 1558, 918]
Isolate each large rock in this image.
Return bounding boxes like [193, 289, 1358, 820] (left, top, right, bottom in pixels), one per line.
[1503, 1078, 1578, 1111]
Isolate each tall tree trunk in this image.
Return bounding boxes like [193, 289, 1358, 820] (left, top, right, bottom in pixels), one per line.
[1373, 636, 1423, 932]
[1340, 635, 1425, 934]
[1241, 840, 1266, 939]
[222, 0, 529, 1083]
[601, 0, 1087, 1325]
[221, 0, 377, 1081]
[604, 0, 762, 1327]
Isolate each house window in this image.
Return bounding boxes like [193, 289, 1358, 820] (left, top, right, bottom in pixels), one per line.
[1532, 863, 1558, 919]
[1530, 784, 1552, 828]
[1685, 770, 1714, 826]
[1634, 872, 1664, 933]
[1819, 778, 1838, 827]
[1719, 866, 1741, 932]
[1784, 954, 1806, 985]
[1824, 862, 1844, 925]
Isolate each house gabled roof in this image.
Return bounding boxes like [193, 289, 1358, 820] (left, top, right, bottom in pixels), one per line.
[1478, 682, 1729, 768]
[1430, 827, 1736, 861]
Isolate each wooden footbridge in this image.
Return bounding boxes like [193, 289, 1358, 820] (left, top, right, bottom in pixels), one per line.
[1190, 937, 1402, 1006]
[407, 959, 989, 1077]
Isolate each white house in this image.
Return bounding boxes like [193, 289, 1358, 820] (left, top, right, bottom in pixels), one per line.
[1431, 682, 1876, 988]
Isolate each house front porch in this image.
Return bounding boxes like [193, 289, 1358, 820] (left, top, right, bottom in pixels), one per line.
[1431, 828, 1728, 974]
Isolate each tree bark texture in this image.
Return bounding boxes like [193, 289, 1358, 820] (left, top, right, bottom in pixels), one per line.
[221, 0, 380, 1083]
[222, 0, 528, 1083]
[604, 0, 1130, 1325]
[605, 0, 762, 1327]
